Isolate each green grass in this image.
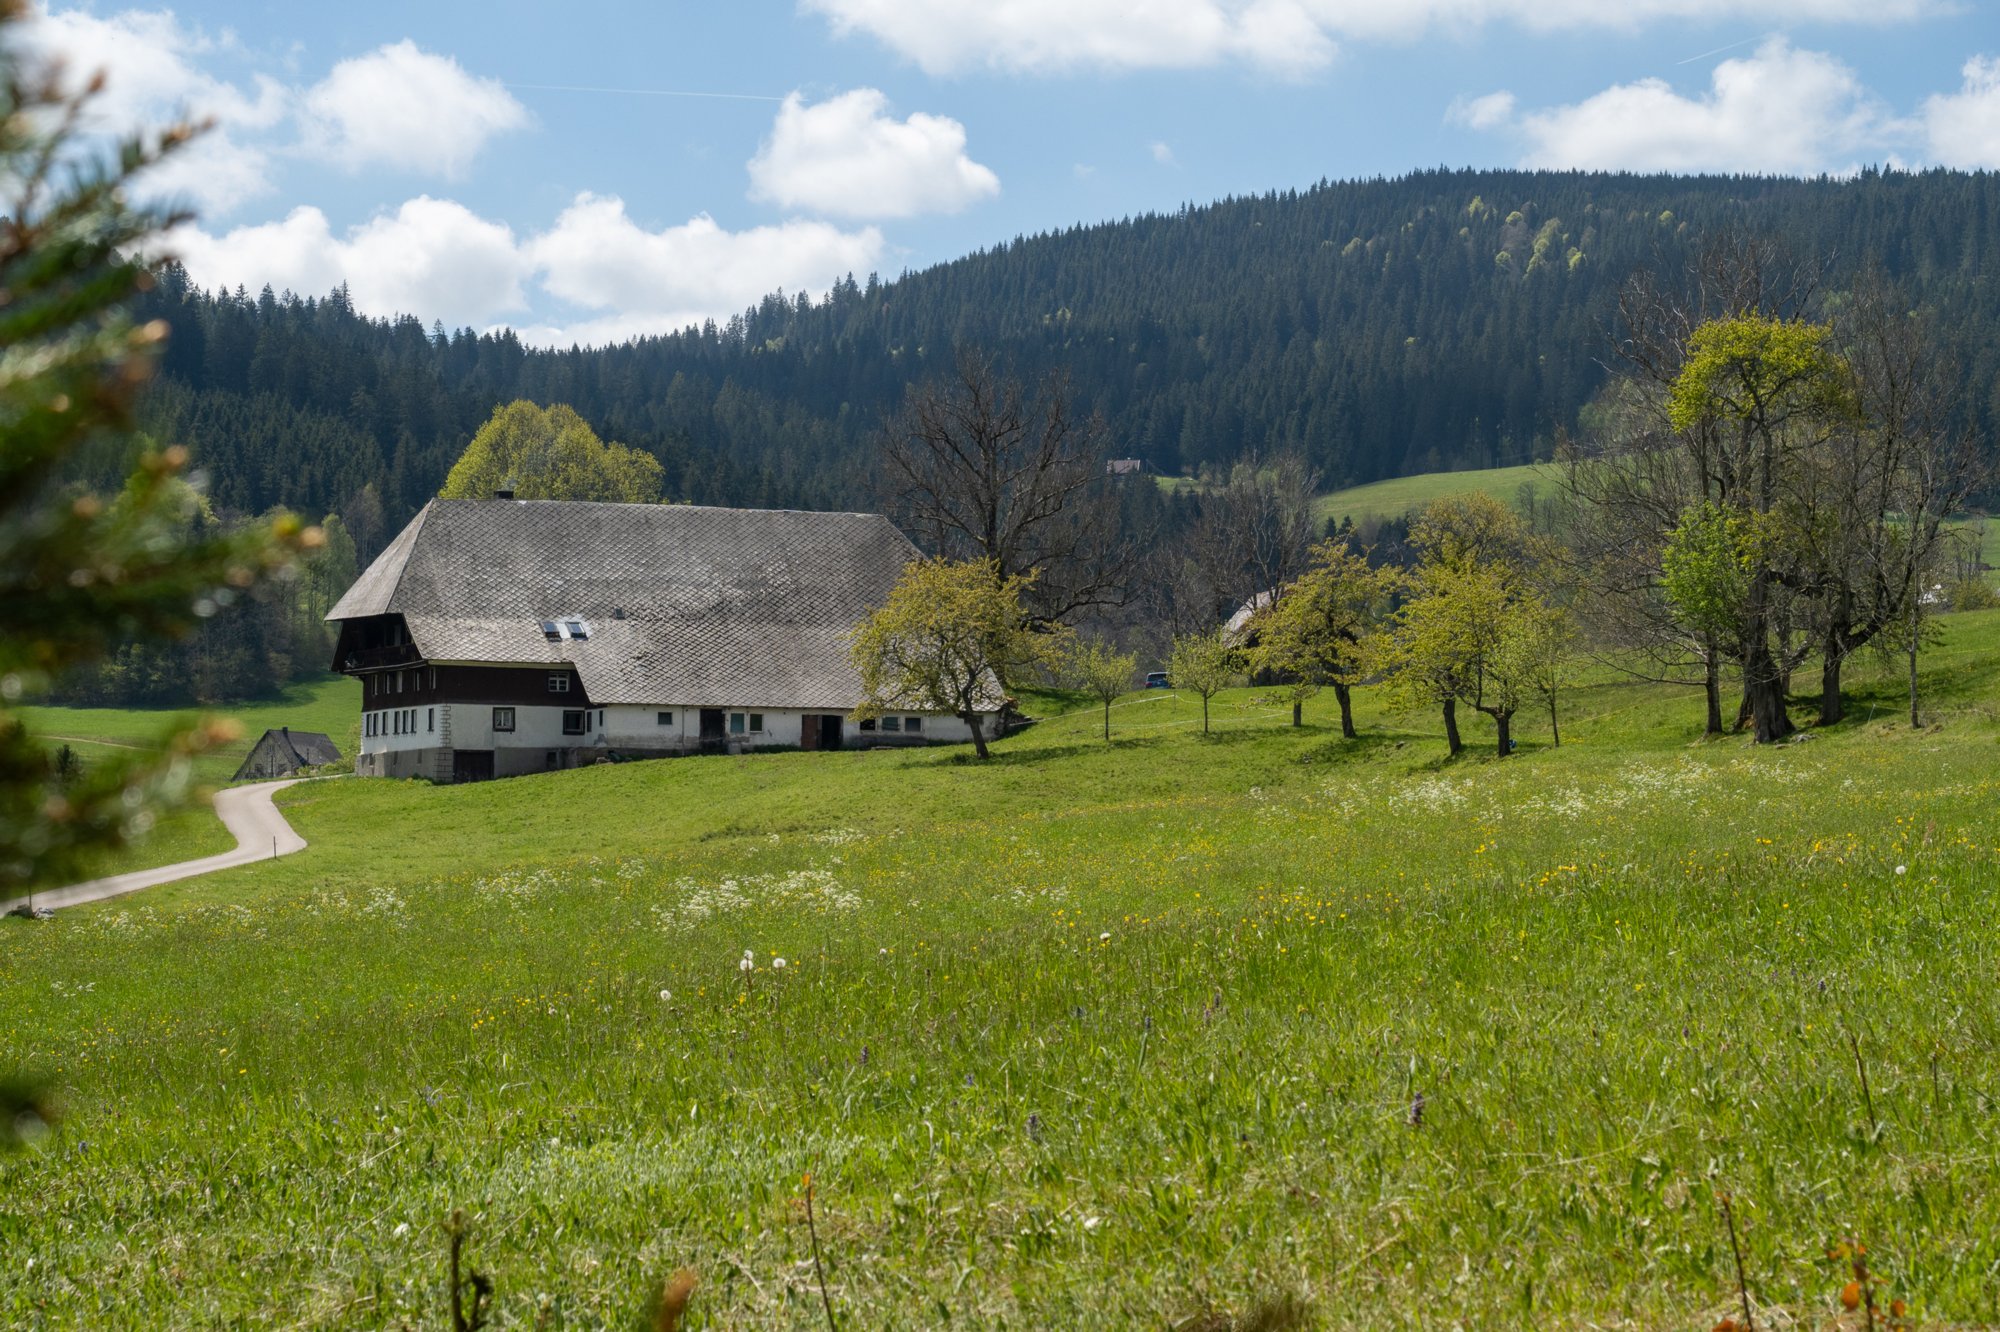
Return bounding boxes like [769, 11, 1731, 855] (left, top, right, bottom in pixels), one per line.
[1316, 463, 1553, 527]
[3, 622, 2000, 1327]
[19, 675, 360, 882]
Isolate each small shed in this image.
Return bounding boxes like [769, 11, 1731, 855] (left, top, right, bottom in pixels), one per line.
[233, 727, 341, 781]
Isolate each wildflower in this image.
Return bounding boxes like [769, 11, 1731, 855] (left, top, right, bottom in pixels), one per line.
[393, 1222, 410, 1238]
[1099, 931, 1111, 942]
[739, 950, 755, 973]
[1894, 864, 1907, 875]
[658, 989, 671, 1001]
[772, 957, 787, 970]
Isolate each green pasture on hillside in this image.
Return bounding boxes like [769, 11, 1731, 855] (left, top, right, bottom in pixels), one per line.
[16, 675, 359, 881]
[3, 618, 2000, 1327]
[1314, 463, 1552, 528]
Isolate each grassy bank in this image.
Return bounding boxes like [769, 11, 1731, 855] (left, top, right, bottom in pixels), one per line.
[2, 621, 1997, 1327]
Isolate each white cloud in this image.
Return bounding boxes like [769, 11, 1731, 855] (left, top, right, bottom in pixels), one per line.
[300, 40, 529, 176]
[529, 193, 884, 341]
[1150, 141, 1177, 166]
[1471, 40, 1892, 175]
[747, 89, 999, 219]
[801, 0, 1941, 77]
[1447, 91, 1517, 132]
[167, 197, 532, 327]
[21, 5, 285, 213]
[1921, 56, 2000, 169]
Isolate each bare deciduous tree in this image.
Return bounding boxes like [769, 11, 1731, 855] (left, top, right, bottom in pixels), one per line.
[879, 348, 1131, 623]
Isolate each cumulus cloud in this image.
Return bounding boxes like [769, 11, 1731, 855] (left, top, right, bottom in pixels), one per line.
[529, 193, 884, 340]
[1447, 91, 1517, 132]
[21, 5, 285, 213]
[1150, 140, 1177, 165]
[801, 0, 1941, 77]
[166, 191, 887, 346]
[1468, 40, 1892, 175]
[747, 89, 998, 219]
[300, 40, 529, 175]
[1921, 55, 2000, 169]
[167, 197, 533, 327]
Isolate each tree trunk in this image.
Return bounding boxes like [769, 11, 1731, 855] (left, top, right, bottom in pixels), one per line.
[1291, 698, 1302, 728]
[1495, 711, 1512, 758]
[1334, 683, 1355, 739]
[1703, 648, 1723, 736]
[1548, 697, 1560, 748]
[1908, 594, 1921, 728]
[1441, 698, 1462, 756]
[1201, 695, 1210, 735]
[1741, 636, 1794, 744]
[1102, 700, 1111, 743]
[1818, 637, 1844, 727]
[964, 709, 991, 759]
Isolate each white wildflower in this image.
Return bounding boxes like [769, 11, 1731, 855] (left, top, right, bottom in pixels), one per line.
[658, 989, 671, 1001]
[1895, 864, 1907, 875]
[1099, 931, 1111, 942]
[772, 957, 787, 970]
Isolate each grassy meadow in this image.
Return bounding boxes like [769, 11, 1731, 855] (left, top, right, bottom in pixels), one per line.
[16, 675, 359, 880]
[3, 620, 2000, 1327]
[1314, 463, 1553, 529]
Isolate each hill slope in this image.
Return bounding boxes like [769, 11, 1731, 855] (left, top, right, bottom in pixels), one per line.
[131, 169, 2000, 536]
[5, 614, 2000, 1325]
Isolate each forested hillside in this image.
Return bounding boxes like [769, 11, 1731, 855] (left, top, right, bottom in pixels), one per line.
[130, 167, 2000, 546]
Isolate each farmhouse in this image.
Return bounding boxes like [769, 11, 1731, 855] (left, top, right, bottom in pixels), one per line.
[326, 498, 999, 782]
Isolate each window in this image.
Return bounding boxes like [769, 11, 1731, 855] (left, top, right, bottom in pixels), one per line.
[562, 710, 586, 735]
[396, 672, 404, 694]
[749, 713, 764, 732]
[881, 715, 901, 733]
[548, 674, 570, 694]
[365, 714, 374, 737]
[905, 716, 923, 733]
[542, 621, 561, 642]
[429, 668, 438, 689]
[859, 718, 877, 731]
[729, 712, 746, 735]
[656, 711, 673, 726]
[427, 707, 435, 733]
[493, 707, 516, 733]
[597, 709, 604, 729]
[566, 620, 588, 641]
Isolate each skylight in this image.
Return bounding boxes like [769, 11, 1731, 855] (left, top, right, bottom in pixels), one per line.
[541, 621, 561, 642]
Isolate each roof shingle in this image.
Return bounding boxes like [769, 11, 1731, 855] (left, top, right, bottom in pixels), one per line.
[329, 500, 928, 709]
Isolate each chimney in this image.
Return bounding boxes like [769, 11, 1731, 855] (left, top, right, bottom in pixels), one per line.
[493, 488, 515, 500]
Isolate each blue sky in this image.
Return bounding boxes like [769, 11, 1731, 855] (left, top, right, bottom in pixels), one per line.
[25, 1, 2000, 345]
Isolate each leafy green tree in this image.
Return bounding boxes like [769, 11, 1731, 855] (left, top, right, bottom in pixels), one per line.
[1664, 315, 1857, 742]
[1167, 630, 1238, 736]
[440, 401, 664, 503]
[851, 559, 1066, 760]
[1072, 639, 1137, 742]
[1496, 602, 1580, 747]
[0, 12, 310, 898]
[1249, 540, 1397, 734]
[1659, 502, 1754, 646]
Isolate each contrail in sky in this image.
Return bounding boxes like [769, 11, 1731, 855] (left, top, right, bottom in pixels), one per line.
[504, 82, 783, 102]
[1677, 32, 1777, 65]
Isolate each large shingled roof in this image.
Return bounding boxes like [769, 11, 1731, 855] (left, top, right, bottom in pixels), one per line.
[328, 499, 927, 710]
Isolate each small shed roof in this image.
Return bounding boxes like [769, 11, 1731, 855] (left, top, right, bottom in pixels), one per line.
[233, 728, 340, 781]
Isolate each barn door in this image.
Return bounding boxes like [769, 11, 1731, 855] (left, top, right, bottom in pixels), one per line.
[699, 708, 726, 753]
[819, 715, 843, 751]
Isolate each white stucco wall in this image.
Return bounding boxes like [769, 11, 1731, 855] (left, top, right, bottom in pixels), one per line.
[355, 698, 999, 779]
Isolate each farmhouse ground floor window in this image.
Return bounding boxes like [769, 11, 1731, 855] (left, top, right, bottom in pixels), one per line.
[493, 707, 515, 732]
[562, 710, 586, 735]
[882, 716, 901, 732]
[905, 716, 923, 732]
[657, 711, 673, 725]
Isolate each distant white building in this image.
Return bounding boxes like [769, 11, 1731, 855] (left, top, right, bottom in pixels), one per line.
[327, 498, 1001, 782]
[1105, 457, 1146, 476]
